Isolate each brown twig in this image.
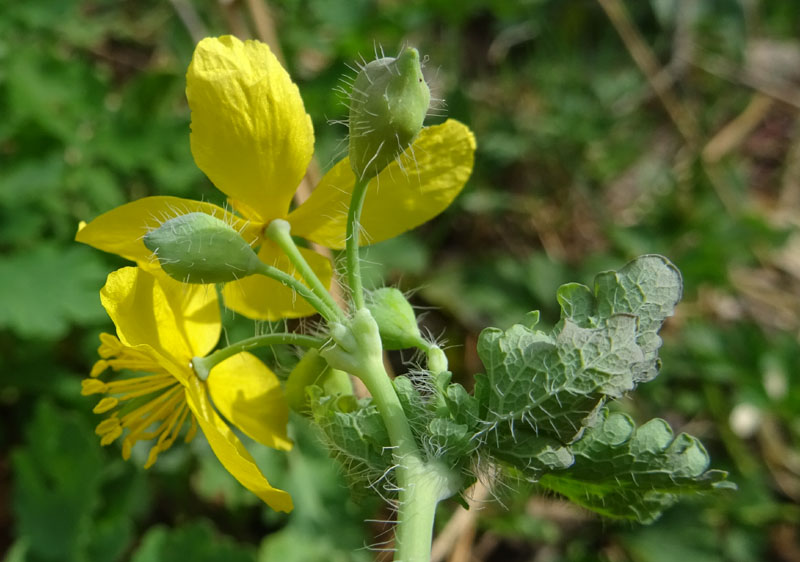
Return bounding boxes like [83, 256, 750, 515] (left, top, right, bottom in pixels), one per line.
[596, 0, 700, 147]
[703, 93, 774, 164]
[169, 0, 208, 43]
[597, 0, 746, 215]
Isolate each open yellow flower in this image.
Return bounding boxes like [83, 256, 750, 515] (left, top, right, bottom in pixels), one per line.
[83, 266, 294, 512]
[76, 35, 475, 320]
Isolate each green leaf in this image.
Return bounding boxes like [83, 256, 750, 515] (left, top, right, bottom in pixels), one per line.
[476, 313, 643, 444]
[558, 254, 683, 382]
[259, 527, 371, 562]
[309, 391, 392, 483]
[0, 244, 107, 339]
[11, 401, 104, 560]
[539, 410, 734, 523]
[475, 255, 683, 448]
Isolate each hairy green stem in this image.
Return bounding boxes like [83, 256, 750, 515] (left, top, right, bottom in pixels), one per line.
[355, 352, 460, 561]
[265, 219, 345, 322]
[346, 176, 371, 311]
[192, 333, 324, 380]
[254, 261, 338, 323]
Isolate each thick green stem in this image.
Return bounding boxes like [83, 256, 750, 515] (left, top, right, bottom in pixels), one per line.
[358, 359, 460, 561]
[192, 333, 324, 380]
[346, 176, 371, 311]
[395, 459, 458, 562]
[265, 219, 344, 322]
[254, 261, 337, 323]
[327, 311, 460, 561]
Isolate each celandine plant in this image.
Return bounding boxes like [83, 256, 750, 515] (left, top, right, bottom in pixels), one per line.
[77, 36, 733, 561]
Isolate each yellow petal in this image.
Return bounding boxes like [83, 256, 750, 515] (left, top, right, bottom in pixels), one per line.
[76, 196, 259, 268]
[101, 267, 220, 363]
[187, 36, 314, 222]
[184, 377, 293, 512]
[221, 241, 332, 321]
[288, 119, 476, 249]
[206, 352, 291, 451]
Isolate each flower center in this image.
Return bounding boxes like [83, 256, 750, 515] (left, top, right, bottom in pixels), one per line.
[82, 333, 198, 468]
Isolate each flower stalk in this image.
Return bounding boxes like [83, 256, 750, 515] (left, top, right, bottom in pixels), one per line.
[264, 219, 345, 322]
[346, 176, 371, 311]
[192, 333, 325, 381]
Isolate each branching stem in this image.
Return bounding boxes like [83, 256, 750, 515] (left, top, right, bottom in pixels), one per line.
[253, 260, 338, 323]
[265, 219, 345, 323]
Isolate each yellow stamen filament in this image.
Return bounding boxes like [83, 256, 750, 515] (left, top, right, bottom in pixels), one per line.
[87, 334, 199, 469]
[103, 375, 176, 397]
[184, 415, 198, 443]
[143, 402, 190, 468]
[120, 387, 185, 465]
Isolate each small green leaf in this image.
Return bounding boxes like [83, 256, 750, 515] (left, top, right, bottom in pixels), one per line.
[309, 392, 392, 482]
[539, 410, 734, 523]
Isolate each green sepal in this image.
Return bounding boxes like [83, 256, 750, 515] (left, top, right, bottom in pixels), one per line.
[143, 212, 261, 284]
[368, 287, 424, 350]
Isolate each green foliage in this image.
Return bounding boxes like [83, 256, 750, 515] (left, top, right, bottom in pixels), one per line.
[317, 256, 731, 524]
[475, 255, 681, 445]
[131, 522, 255, 562]
[0, 245, 107, 339]
[539, 410, 732, 524]
[11, 401, 141, 562]
[309, 391, 393, 484]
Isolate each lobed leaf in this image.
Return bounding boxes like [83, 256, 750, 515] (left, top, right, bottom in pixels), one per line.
[475, 256, 682, 448]
[538, 411, 734, 523]
[309, 390, 392, 483]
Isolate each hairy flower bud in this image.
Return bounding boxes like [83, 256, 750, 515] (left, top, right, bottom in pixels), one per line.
[368, 287, 423, 350]
[348, 47, 430, 179]
[143, 212, 261, 283]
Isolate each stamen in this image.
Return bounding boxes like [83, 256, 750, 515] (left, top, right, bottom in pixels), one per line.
[100, 425, 123, 445]
[104, 375, 176, 397]
[88, 333, 198, 469]
[120, 386, 183, 429]
[185, 415, 198, 443]
[95, 417, 120, 436]
[82, 379, 108, 395]
[93, 397, 119, 414]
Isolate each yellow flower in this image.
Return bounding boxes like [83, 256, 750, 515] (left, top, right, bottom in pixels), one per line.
[76, 35, 475, 320]
[83, 266, 294, 512]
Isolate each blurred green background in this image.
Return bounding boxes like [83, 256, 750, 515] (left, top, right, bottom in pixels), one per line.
[2, 1, 799, 560]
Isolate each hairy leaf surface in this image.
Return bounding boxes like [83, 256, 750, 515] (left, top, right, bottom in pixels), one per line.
[539, 411, 734, 523]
